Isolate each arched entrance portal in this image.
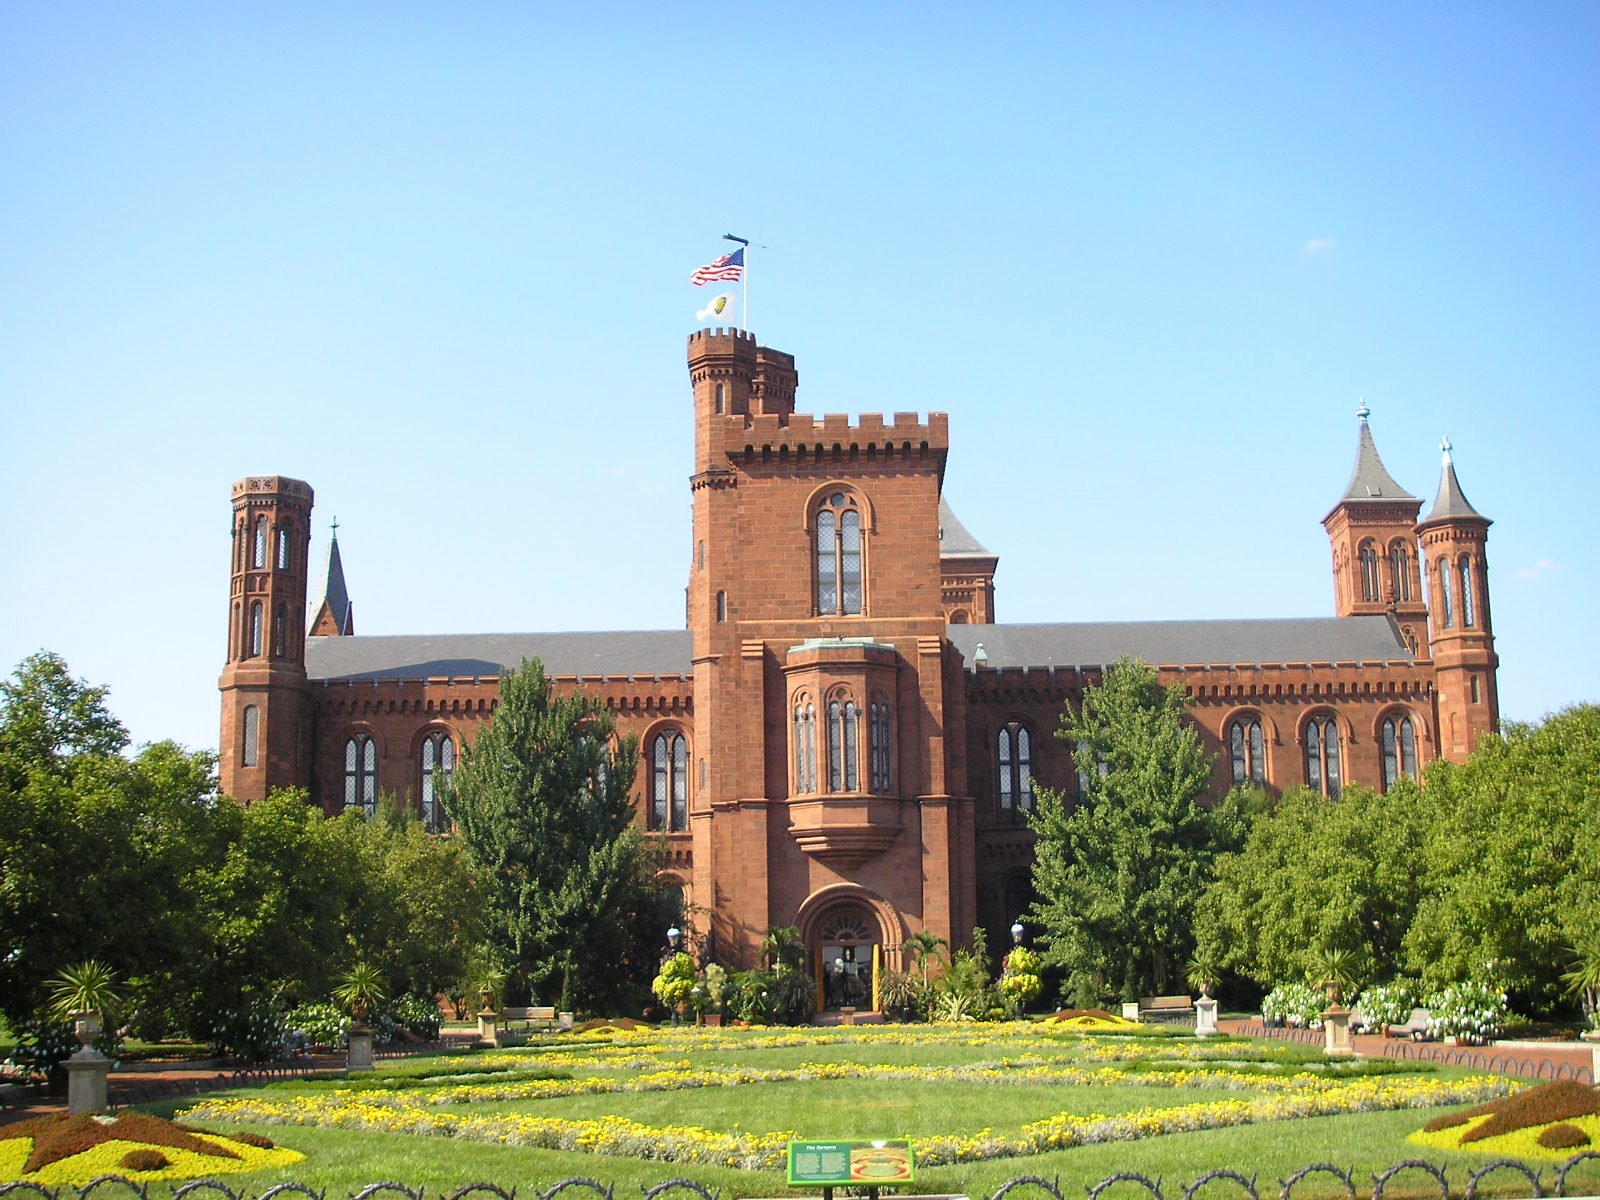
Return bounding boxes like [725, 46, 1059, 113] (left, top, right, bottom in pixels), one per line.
[815, 907, 879, 1011]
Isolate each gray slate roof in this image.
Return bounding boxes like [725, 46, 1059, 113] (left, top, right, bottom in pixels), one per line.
[938, 497, 993, 558]
[1422, 447, 1487, 523]
[1336, 418, 1416, 505]
[946, 615, 1412, 669]
[308, 615, 1413, 683]
[307, 630, 694, 682]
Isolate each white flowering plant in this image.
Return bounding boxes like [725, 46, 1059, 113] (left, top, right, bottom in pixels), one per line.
[1351, 981, 1416, 1031]
[1424, 981, 1509, 1043]
[1262, 981, 1325, 1028]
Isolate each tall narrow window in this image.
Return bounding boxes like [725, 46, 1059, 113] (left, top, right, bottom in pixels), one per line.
[815, 492, 865, 615]
[869, 700, 892, 793]
[842, 700, 859, 790]
[1389, 542, 1412, 602]
[1359, 541, 1380, 602]
[1304, 714, 1342, 797]
[794, 700, 817, 794]
[1380, 714, 1417, 791]
[242, 706, 260, 768]
[1439, 561, 1455, 628]
[716, 591, 727, 622]
[650, 731, 689, 832]
[420, 731, 455, 832]
[272, 604, 286, 658]
[1229, 716, 1266, 785]
[343, 734, 378, 816]
[230, 603, 240, 660]
[1459, 557, 1476, 627]
[715, 382, 725, 414]
[248, 602, 263, 658]
[275, 525, 291, 571]
[253, 517, 268, 569]
[998, 720, 1035, 818]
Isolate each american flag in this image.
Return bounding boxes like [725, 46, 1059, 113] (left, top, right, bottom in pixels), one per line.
[690, 246, 744, 286]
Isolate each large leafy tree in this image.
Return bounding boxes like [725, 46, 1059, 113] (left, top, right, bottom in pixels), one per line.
[1027, 657, 1217, 1002]
[1404, 704, 1600, 1014]
[1194, 781, 1432, 991]
[445, 658, 670, 1013]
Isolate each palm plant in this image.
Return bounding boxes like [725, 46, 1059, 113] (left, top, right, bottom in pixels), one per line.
[48, 960, 122, 1025]
[760, 925, 807, 976]
[331, 962, 388, 1022]
[1312, 946, 1360, 1006]
[1184, 953, 1222, 998]
[905, 929, 950, 981]
[1561, 935, 1600, 1031]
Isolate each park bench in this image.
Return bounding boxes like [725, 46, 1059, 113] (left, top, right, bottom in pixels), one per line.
[1138, 994, 1195, 1020]
[500, 1005, 559, 1033]
[1384, 1006, 1433, 1040]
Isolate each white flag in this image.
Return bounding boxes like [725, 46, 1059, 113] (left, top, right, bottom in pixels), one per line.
[696, 293, 735, 322]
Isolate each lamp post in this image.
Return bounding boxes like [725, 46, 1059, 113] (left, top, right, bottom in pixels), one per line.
[1010, 922, 1025, 947]
[667, 926, 683, 952]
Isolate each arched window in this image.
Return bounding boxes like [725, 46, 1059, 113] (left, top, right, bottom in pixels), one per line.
[714, 382, 725, 414]
[815, 492, 864, 615]
[420, 731, 455, 832]
[1389, 542, 1412, 602]
[272, 603, 286, 658]
[252, 517, 268, 569]
[248, 602, 264, 658]
[275, 525, 291, 571]
[793, 699, 817, 794]
[1439, 560, 1455, 628]
[997, 720, 1035, 818]
[828, 698, 860, 791]
[1304, 714, 1342, 797]
[242, 705, 260, 768]
[343, 733, 378, 816]
[1380, 714, 1418, 791]
[650, 730, 689, 832]
[1359, 541, 1380, 602]
[1459, 557, 1475, 627]
[869, 699, 892, 793]
[1229, 716, 1266, 786]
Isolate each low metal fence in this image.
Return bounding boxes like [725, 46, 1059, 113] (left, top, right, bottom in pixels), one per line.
[1233, 1022, 1596, 1085]
[3, 1155, 1599, 1200]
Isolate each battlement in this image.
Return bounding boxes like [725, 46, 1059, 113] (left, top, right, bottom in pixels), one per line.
[232, 475, 313, 503]
[717, 409, 950, 460]
[687, 326, 760, 363]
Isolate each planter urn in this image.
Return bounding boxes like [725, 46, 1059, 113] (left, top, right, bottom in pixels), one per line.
[65, 1009, 112, 1114]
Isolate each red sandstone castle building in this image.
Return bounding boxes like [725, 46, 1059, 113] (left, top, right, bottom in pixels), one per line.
[219, 328, 1499, 1006]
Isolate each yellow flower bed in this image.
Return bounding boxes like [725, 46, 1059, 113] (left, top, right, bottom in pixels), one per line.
[0, 1130, 302, 1186]
[1410, 1112, 1600, 1159]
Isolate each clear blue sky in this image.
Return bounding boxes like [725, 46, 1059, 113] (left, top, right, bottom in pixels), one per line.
[2, 3, 1595, 755]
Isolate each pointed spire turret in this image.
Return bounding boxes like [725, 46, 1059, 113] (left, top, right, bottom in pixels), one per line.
[1421, 435, 1487, 523]
[1332, 400, 1415, 510]
[308, 521, 354, 637]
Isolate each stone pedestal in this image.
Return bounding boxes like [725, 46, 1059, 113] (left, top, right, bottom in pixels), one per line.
[559, 1011, 575, 1031]
[477, 1009, 499, 1047]
[1121, 1002, 1141, 1021]
[1322, 1005, 1354, 1058]
[1194, 995, 1219, 1037]
[65, 1047, 111, 1114]
[347, 1024, 374, 1072]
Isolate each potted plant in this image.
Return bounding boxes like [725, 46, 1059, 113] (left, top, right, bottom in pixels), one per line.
[1313, 947, 1359, 1007]
[48, 960, 122, 1046]
[1184, 953, 1221, 999]
[475, 965, 506, 1014]
[700, 963, 730, 1027]
[332, 962, 388, 1024]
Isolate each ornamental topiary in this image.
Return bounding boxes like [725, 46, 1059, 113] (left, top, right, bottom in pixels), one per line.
[651, 952, 697, 1011]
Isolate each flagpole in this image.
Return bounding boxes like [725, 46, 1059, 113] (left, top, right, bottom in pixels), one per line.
[723, 234, 751, 331]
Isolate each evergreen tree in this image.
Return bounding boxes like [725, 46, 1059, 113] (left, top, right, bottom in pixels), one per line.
[444, 658, 670, 1013]
[1027, 657, 1216, 1003]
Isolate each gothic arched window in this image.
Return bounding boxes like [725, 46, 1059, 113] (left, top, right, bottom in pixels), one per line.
[793, 698, 818, 794]
[650, 730, 689, 832]
[815, 492, 864, 615]
[1229, 716, 1266, 786]
[1304, 714, 1342, 797]
[275, 525, 291, 571]
[1459, 557, 1476, 627]
[252, 517, 268, 569]
[248, 602, 263, 658]
[1359, 541, 1380, 602]
[242, 705, 260, 768]
[1380, 714, 1418, 791]
[1389, 541, 1412, 602]
[997, 720, 1036, 819]
[420, 731, 455, 832]
[343, 733, 378, 816]
[1439, 560, 1455, 628]
[869, 698, 892, 793]
[828, 698, 860, 792]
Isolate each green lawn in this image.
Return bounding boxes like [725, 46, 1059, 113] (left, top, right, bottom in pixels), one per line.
[67, 1025, 1600, 1198]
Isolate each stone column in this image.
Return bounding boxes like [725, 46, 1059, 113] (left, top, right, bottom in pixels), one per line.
[1323, 1005, 1354, 1057]
[1195, 995, 1219, 1037]
[347, 1023, 374, 1072]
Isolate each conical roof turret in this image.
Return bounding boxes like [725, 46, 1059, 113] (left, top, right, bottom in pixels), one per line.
[309, 523, 354, 636]
[1336, 401, 1415, 505]
[1421, 436, 1489, 526]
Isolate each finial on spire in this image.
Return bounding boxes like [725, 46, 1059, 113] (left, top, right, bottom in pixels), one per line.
[1440, 435, 1453, 466]
[330, 516, 340, 539]
[1356, 398, 1371, 422]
